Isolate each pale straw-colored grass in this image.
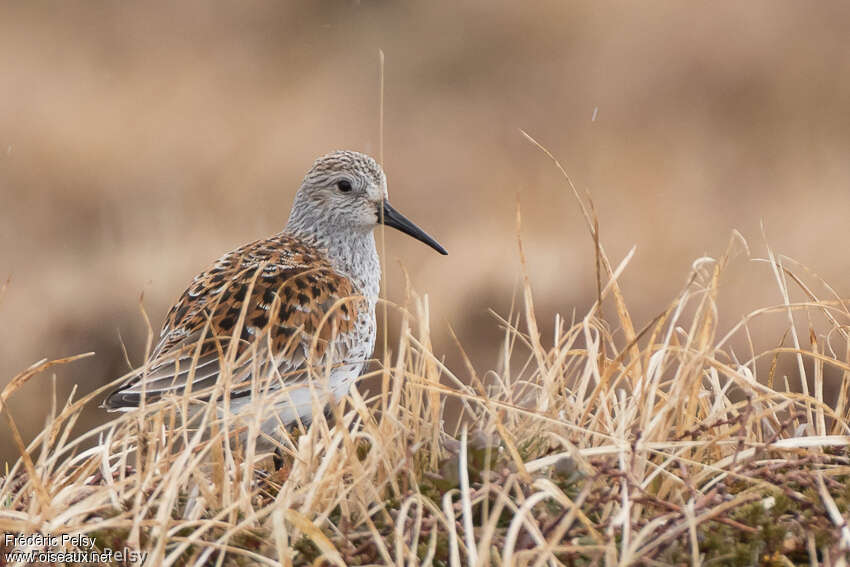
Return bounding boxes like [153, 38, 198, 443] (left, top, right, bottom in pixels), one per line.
[2, 153, 850, 566]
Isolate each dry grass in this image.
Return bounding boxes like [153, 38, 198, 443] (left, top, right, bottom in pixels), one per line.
[2, 170, 850, 565]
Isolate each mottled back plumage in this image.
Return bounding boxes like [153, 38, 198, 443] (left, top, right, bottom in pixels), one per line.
[105, 234, 360, 409]
[104, 150, 446, 431]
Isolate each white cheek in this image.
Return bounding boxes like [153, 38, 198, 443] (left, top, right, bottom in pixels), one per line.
[365, 183, 386, 202]
[359, 207, 379, 226]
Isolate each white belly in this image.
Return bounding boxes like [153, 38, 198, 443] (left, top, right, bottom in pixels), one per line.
[226, 360, 364, 439]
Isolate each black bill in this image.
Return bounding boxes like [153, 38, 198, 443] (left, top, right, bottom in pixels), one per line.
[380, 201, 448, 255]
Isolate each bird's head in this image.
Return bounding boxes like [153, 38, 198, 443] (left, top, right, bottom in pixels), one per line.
[288, 150, 447, 255]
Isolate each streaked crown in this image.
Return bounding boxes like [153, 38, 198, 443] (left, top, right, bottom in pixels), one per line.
[303, 150, 386, 193]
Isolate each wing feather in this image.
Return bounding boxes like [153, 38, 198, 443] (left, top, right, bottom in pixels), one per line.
[103, 234, 360, 411]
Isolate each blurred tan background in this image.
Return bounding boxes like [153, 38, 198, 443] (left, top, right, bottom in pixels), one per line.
[2, 1, 850, 462]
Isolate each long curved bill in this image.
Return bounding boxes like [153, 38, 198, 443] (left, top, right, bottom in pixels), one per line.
[380, 201, 448, 255]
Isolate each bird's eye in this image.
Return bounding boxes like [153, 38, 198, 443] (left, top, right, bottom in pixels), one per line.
[337, 179, 353, 193]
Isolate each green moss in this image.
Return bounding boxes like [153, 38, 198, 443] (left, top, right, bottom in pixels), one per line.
[698, 503, 781, 563]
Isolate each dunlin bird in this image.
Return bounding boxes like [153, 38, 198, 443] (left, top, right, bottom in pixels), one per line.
[103, 150, 446, 435]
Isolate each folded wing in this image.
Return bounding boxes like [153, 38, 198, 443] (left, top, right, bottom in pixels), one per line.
[103, 234, 359, 410]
